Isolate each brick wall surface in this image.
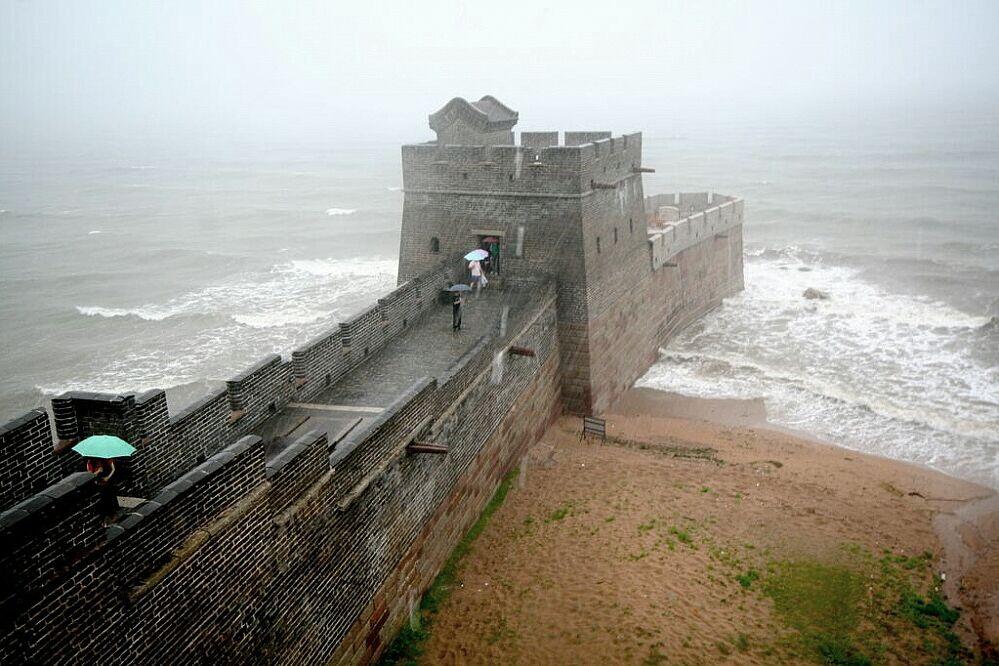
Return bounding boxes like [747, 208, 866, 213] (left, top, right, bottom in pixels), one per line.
[226, 354, 294, 426]
[167, 387, 232, 469]
[0, 279, 563, 666]
[0, 409, 61, 510]
[520, 131, 559, 148]
[4, 261, 457, 507]
[585, 221, 744, 415]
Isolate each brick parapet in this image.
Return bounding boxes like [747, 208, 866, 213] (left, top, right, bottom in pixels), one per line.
[106, 434, 266, 587]
[584, 220, 746, 415]
[0, 470, 103, 657]
[266, 430, 329, 517]
[647, 195, 745, 270]
[0, 409, 61, 510]
[294, 261, 450, 402]
[401, 132, 642, 199]
[0, 260, 458, 513]
[330, 296, 562, 664]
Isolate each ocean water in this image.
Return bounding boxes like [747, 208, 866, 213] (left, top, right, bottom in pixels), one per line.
[639, 115, 999, 488]
[1, 114, 996, 486]
[0, 143, 405, 414]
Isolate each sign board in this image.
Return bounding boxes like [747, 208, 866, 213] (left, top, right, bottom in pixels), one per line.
[580, 416, 606, 441]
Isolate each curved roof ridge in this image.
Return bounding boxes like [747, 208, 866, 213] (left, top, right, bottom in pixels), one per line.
[472, 95, 518, 123]
[428, 95, 518, 133]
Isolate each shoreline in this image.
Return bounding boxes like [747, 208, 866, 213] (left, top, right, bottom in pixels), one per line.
[414, 387, 998, 663]
[620, 387, 996, 490]
[613, 387, 999, 654]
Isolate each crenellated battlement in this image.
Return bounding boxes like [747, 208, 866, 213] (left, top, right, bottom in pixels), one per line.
[0, 260, 455, 515]
[0, 408, 63, 508]
[645, 193, 745, 270]
[401, 132, 643, 198]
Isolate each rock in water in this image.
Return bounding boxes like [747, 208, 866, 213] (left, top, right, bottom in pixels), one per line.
[803, 287, 830, 300]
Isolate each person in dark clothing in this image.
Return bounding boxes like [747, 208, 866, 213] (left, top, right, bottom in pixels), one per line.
[452, 291, 463, 331]
[85, 458, 120, 522]
[488, 240, 500, 274]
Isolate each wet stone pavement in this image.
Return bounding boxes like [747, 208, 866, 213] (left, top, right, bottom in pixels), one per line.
[255, 287, 533, 459]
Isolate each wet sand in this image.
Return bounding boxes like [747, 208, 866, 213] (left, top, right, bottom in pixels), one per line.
[418, 388, 998, 664]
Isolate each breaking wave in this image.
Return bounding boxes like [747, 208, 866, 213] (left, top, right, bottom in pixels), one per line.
[76, 305, 178, 321]
[231, 310, 331, 329]
[639, 248, 999, 488]
[59, 256, 398, 401]
[75, 257, 396, 325]
[325, 207, 357, 216]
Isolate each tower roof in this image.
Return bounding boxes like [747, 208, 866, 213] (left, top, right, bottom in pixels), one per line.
[428, 95, 519, 134]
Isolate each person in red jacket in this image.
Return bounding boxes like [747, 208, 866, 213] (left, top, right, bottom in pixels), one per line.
[85, 458, 116, 485]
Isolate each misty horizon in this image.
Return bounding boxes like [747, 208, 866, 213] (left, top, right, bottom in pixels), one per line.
[3, 0, 999, 156]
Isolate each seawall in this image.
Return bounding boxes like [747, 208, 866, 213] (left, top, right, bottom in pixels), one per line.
[578, 193, 745, 415]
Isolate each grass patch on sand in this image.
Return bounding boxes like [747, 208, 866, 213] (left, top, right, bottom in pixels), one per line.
[762, 547, 968, 665]
[736, 569, 760, 589]
[765, 560, 868, 664]
[545, 502, 574, 523]
[379, 470, 517, 665]
[668, 526, 694, 546]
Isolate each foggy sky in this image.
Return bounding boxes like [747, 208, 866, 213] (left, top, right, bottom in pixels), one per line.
[2, 0, 998, 153]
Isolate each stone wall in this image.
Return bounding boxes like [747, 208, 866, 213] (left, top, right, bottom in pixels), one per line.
[330, 320, 561, 664]
[0, 280, 561, 665]
[577, 192, 744, 414]
[586, 215, 745, 415]
[565, 130, 612, 146]
[647, 196, 744, 270]
[15, 261, 455, 504]
[292, 263, 449, 403]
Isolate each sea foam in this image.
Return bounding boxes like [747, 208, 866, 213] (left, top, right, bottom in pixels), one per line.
[639, 248, 999, 488]
[66, 257, 399, 400]
[75, 305, 178, 321]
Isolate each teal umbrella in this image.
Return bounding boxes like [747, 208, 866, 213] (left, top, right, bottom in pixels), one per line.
[72, 435, 136, 459]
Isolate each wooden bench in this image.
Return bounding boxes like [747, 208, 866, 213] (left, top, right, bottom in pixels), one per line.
[580, 415, 606, 441]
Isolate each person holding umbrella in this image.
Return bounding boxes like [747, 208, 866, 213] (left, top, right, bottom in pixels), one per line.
[72, 434, 136, 520]
[447, 284, 471, 331]
[465, 249, 489, 296]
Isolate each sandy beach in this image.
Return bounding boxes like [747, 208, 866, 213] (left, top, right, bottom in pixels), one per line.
[412, 388, 998, 665]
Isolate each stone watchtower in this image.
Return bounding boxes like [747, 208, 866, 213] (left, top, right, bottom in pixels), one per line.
[398, 96, 652, 414]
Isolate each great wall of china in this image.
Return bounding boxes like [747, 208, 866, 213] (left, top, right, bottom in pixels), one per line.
[0, 97, 744, 664]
